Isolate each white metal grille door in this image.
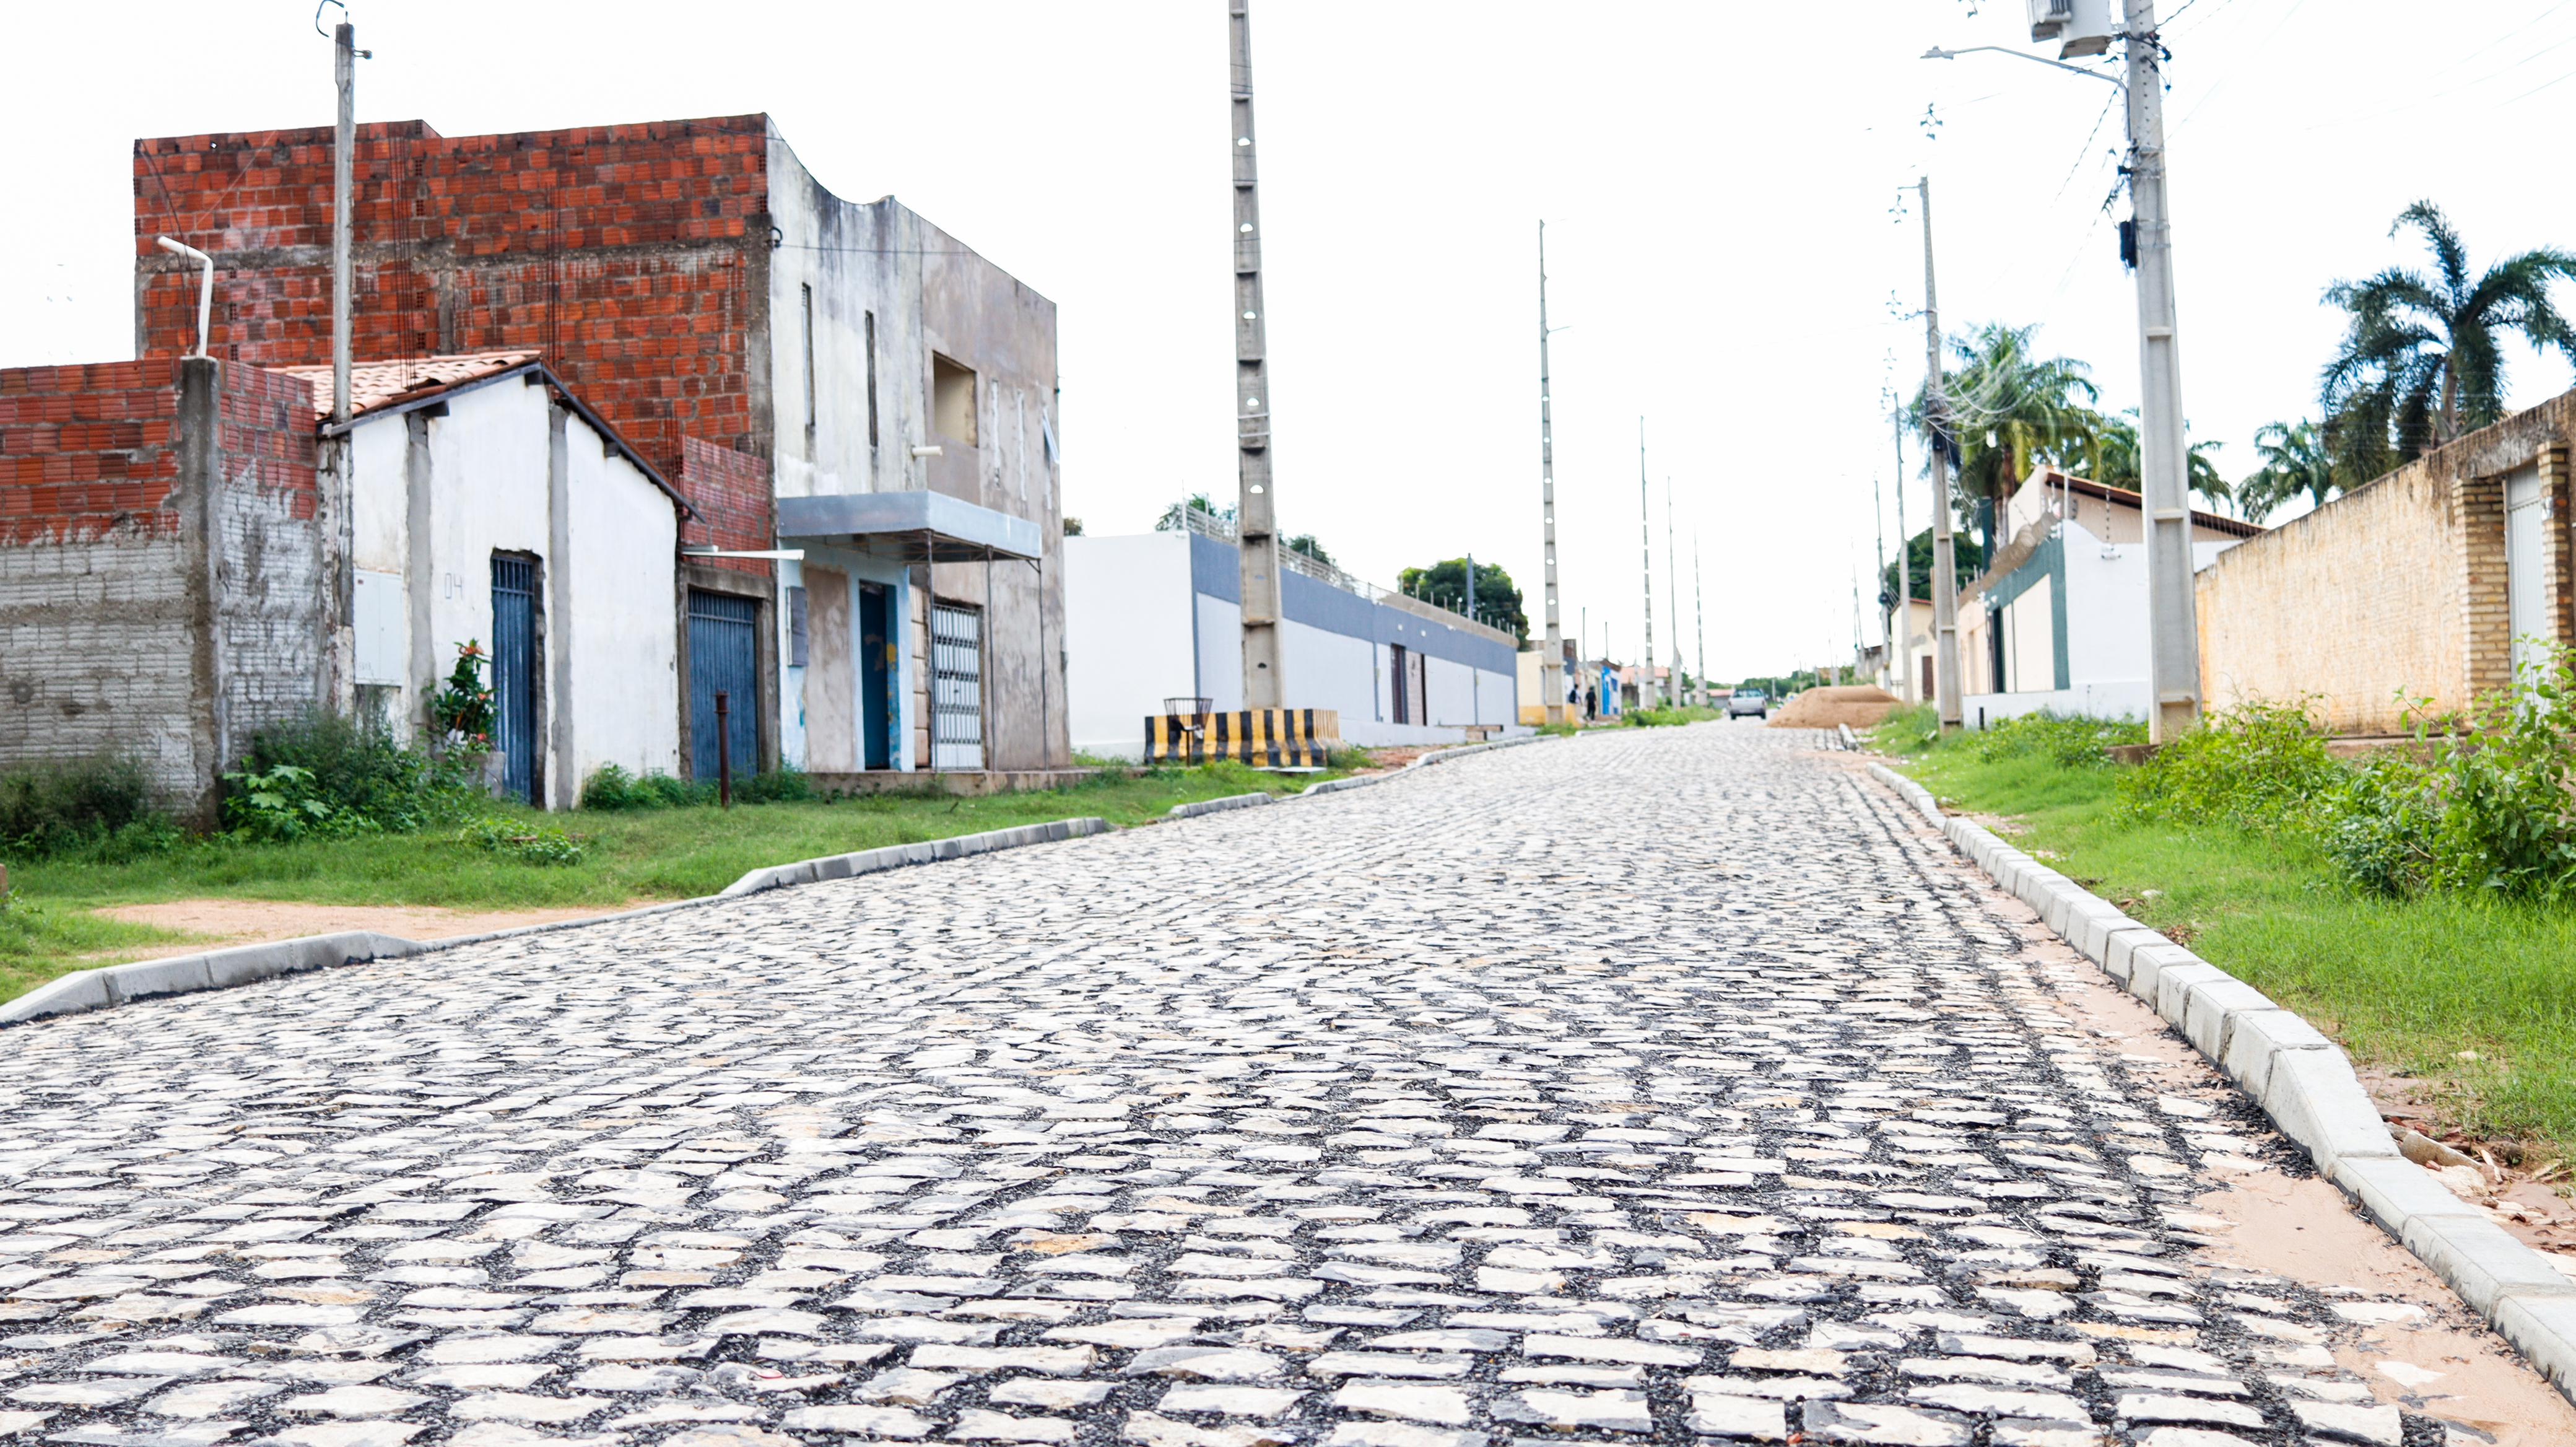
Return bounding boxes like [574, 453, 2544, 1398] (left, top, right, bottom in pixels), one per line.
[931, 603, 986, 771]
[2507, 466, 2545, 686]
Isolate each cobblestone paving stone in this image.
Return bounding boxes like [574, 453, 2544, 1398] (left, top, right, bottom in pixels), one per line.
[0, 727, 2484, 1446]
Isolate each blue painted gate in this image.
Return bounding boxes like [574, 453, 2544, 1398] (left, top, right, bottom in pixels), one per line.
[489, 556, 538, 803]
[689, 588, 760, 781]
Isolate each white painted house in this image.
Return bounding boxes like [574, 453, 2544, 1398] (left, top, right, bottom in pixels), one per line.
[284, 352, 690, 808]
[1957, 467, 2263, 727]
[1065, 527, 1521, 761]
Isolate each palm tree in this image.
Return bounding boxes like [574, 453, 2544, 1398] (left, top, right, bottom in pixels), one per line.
[2078, 408, 2230, 513]
[1915, 324, 2101, 527]
[2321, 201, 2576, 458]
[2234, 420, 2338, 523]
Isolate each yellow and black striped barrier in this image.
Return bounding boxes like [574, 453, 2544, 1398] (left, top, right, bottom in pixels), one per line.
[1146, 709, 1341, 768]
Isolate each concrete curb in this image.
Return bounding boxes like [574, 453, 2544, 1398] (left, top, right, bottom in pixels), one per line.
[716, 816, 1111, 898]
[1866, 761, 2576, 1402]
[0, 930, 425, 1027]
[1167, 792, 1272, 820]
[1837, 723, 1859, 751]
[1294, 730, 1552, 802]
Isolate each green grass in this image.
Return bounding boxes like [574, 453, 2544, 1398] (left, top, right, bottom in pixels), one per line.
[1630, 706, 1721, 727]
[0, 761, 1346, 1003]
[1876, 710, 2576, 1160]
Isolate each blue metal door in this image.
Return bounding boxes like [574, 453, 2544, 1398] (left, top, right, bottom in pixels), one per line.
[489, 556, 537, 803]
[689, 589, 760, 781]
[859, 584, 893, 770]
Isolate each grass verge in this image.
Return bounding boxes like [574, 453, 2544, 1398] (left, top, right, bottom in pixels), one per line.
[1874, 703, 2576, 1165]
[0, 760, 1347, 1005]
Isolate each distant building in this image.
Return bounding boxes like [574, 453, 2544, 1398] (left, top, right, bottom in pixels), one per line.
[1063, 522, 1520, 760]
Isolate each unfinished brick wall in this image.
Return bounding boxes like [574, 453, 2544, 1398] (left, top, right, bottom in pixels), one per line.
[2195, 389, 2576, 734]
[0, 360, 324, 818]
[133, 115, 772, 551]
[678, 437, 773, 581]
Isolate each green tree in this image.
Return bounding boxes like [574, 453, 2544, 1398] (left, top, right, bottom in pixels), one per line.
[1913, 323, 2100, 522]
[1154, 493, 1234, 531]
[2234, 419, 2339, 523]
[2079, 408, 2232, 514]
[2322, 200, 2576, 461]
[1879, 527, 1985, 605]
[1284, 533, 1335, 567]
[1397, 558, 1527, 644]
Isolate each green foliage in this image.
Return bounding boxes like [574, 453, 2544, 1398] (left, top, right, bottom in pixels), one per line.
[1284, 533, 1336, 568]
[1154, 494, 1234, 531]
[1961, 711, 2145, 768]
[432, 640, 497, 750]
[580, 764, 703, 811]
[1628, 706, 1718, 728]
[1881, 529, 1985, 606]
[2326, 660, 2576, 900]
[2235, 419, 2343, 524]
[1535, 722, 1580, 738]
[734, 765, 814, 805]
[2120, 701, 2343, 834]
[1323, 744, 1379, 772]
[2323, 200, 2576, 457]
[1869, 702, 1941, 755]
[0, 756, 174, 861]
[1396, 558, 1528, 644]
[458, 816, 586, 867]
[1913, 322, 2099, 515]
[227, 712, 476, 842]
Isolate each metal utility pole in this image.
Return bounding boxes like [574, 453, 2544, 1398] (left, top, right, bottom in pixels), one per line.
[1535, 223, 1567, 725]
[1893, 410, 1912, 702]
[332, 19, 355, 426]
[1228, 1, 1284, 708]
[1637, 419, 1659, 709]
[2123, 0, 2200, 741]
[1920, 178, 1964, 733]
[1692, 533, 1707, 708]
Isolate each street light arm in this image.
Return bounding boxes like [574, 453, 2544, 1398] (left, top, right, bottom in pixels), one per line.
[1921, 45, 2126, 90]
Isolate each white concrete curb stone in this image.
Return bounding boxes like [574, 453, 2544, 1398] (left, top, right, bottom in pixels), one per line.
[718, 817, 1110, 897]
[0, 931, 423, 1027]
[1167, 792, 1272, 820]
[1868, 760, 2576, 1402]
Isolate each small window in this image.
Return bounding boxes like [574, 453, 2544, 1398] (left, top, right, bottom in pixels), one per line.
[933, 354, 977, 445]
[801, 284, 816, 434]
[864, 311, 879, 449]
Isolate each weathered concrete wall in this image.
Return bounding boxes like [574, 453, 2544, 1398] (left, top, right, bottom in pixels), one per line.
[2196, 390, 2576, 733]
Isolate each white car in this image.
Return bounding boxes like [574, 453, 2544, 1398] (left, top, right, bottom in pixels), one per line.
[1726, 690, 1768, 719]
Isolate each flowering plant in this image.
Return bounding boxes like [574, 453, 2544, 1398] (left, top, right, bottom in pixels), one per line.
[432, 640, 497, 753]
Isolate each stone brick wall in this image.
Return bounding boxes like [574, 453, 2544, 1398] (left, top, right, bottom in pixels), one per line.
[2195, 389, 2576, 735]
[132, 115, 772, 552]
[0, 360, 324, 817]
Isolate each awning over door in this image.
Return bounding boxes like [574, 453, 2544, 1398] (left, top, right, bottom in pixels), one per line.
[776, 491, 1043, 563]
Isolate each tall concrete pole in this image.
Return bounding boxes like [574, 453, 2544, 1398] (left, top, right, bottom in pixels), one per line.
[1893, 409, 1913, 702]
[1535, 223, 1567, 724]
[1666, 477, 1683, 704]
[332, 21, 355, 427]
[2123, 0, 2200, 741]
[1637, 419, 1658, 709]
[1229, 1, 1284, 708]
[1920, 178, 1964, 733]
[1692, 533, 1706, 708]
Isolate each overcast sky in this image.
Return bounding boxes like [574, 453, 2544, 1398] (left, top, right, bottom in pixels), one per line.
[9, 1, 2576, 680]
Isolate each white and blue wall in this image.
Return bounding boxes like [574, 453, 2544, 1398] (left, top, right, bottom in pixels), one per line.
[1066, 532, 1521, 761]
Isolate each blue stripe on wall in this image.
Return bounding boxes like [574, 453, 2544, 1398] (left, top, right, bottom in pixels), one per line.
[1184, 530, 1513, 673]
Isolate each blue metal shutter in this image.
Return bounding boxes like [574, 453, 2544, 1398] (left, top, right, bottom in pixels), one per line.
[490, 556, 538, 803]
[688, 589, 762, 781]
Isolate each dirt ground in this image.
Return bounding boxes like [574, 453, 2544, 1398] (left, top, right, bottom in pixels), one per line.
[1765, 683, 1900, 729]
[90, 898, 624, 961]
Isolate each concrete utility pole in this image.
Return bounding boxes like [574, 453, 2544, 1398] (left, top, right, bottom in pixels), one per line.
[1637, 419, 1660, 709]
[1534, 223, 1567, 724]
[1692, 533, 1706, 708]
[1228, 1, 1284, 708]
[1919, 178, 1964, 733]
[332, 19, 355, 427]
[1893, 409, 1913, 703]
[1665, 478, 1683, 705]
[2122, 0, 2200, 741]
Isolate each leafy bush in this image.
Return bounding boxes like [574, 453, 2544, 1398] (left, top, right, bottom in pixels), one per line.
[734, 765, 813, 805]
[432, 640, 496, 753]
[0, 756, 173, 860]
[1966, 711, 2146, 768]
[580, 761, 811, 810]
[458, 815, 586, 866]
[2120, 700, 2343, 834]
[2326, 662, 2576, 899]
[228, 712, 476, 841]
[1629, 706, 1718, 728]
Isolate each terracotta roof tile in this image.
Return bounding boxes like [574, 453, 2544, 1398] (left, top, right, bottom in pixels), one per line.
[269, 351, 540, 421]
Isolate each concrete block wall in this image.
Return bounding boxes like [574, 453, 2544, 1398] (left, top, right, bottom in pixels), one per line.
[212, 364, 326, 748]
[2196, 389, 2576, 735]
[132, 116, 774, 555]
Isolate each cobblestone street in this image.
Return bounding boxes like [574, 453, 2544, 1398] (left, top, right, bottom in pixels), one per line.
[0, 726, 2562, 1446]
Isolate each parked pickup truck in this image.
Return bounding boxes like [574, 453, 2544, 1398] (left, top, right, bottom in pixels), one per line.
[1725, 689, 1768, 719]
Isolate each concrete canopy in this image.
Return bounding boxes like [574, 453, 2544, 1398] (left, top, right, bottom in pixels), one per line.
[776, 491, 1043, 563]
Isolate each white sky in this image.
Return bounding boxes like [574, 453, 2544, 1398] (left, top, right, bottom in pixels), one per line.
[9, 1, 2576, 681]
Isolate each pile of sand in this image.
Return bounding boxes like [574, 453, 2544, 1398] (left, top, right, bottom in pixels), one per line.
[1766, 684, 1901, 729]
